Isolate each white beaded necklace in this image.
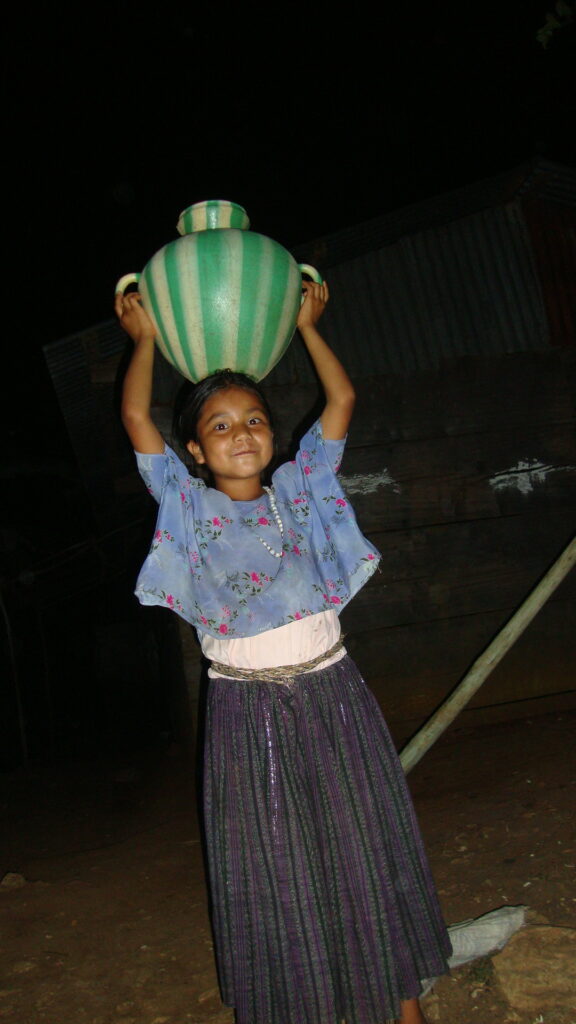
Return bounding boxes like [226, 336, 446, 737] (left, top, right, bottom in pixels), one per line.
[256, 486, 284, 559]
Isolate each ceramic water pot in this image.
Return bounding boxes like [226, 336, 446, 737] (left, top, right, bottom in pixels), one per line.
[115, 199, 321, 382]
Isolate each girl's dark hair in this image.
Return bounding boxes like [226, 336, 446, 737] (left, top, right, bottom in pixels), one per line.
[172, 369, 275, 448]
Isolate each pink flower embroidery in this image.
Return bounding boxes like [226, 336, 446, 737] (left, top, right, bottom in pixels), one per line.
[367, 552, 375, 560]
[219, 623, 228, 635]
[200, 615, 208, 625]
[293, 545, 301, 555]
[166, 594, 174, 608]
[180, 491, 186, 503]
[326, 579, 335, 590]
[335, 498, 347, 507]
[330, 596, 342, 604]
[257, 517, 269, 525]
[251, 572, 260, 582]
[304, 465, 311, 475]
[212, 517, 222, 527]
[155, 529, 162, 541]
[294, 612, 302, 620]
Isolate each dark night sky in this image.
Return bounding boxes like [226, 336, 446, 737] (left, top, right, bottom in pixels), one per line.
[4, 0, 576, 433]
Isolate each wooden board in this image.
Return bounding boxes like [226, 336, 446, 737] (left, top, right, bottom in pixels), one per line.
[344, 510, 576, 629]
[266, 349, 576, 446]
[347, 597, 576, 723]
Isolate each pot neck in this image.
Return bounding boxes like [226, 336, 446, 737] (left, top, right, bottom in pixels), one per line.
[177, 200, 250, 236]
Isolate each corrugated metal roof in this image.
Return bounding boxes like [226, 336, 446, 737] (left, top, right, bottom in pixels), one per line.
[514, 158, 576, 209]
[291, 159, 576, 270]
[265, 160, 576, 383]
[291, 167, 522, 270]
[267, 198, 548, 381]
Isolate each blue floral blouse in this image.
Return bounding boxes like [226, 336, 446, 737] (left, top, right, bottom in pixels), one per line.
[135, 419, 380, 638]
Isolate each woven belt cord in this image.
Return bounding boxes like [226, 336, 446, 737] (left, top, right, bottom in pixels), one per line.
[210, 638, 345, 683]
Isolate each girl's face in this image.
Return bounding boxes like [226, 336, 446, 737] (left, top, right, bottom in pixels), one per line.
[186, 386, 274, 498]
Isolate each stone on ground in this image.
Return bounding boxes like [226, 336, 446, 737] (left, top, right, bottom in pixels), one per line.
[492, 925, 576, 1012]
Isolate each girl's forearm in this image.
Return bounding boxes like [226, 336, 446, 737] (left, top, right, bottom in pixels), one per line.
[122, 336, 154, 417]
[121, 338, 165, 453]
[299, 324, 355, 439]
[115, 290, 164, 452]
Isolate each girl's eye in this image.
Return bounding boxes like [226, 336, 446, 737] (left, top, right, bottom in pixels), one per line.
[214, 422, 228, 431]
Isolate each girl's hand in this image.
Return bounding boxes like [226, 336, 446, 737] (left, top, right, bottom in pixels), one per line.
[114, 290, 157, 344]
[297, 280, 329, 330]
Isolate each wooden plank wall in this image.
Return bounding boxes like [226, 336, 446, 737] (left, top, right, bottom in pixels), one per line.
[264, 348, 576, 743]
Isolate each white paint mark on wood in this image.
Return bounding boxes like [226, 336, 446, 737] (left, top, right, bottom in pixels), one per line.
[489, 459, 575, 495]
[341, 470, 401, 495]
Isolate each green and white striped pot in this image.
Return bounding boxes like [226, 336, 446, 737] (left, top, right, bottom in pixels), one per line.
[115, 199, 322, 382]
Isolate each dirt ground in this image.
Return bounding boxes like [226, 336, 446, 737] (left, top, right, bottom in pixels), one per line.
[1, 709, 575, 1024]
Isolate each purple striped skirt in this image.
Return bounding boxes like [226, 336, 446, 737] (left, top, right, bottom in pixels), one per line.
[203, 655, 451, 1024]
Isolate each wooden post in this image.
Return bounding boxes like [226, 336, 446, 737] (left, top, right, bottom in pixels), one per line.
[400, 534, 576, 774]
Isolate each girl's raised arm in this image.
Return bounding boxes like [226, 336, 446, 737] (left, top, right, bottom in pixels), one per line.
[297, 282, 355, 440]
[115, 292, 165, 454]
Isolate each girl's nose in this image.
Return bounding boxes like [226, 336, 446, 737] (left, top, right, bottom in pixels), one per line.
[232, 422, 251, 440]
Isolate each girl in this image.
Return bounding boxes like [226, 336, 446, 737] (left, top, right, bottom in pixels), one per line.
[116, 282, 451, 1024]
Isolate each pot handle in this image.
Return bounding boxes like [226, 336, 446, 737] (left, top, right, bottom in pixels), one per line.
[298, 263, 323, 285]
[115, 272, 141, 295]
